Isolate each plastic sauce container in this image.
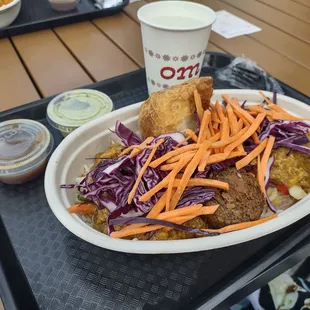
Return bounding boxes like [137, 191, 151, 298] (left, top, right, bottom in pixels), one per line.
[0, 119, 54, 184]
[48, 0, 78, 12]
[47, 89, 114, 137]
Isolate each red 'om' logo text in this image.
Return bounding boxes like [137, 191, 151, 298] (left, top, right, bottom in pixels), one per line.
[160, 63, 200, 80]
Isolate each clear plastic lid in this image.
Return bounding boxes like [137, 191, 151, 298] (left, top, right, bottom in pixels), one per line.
[0, 119, 54, 176]
[46, 89, 114, 134]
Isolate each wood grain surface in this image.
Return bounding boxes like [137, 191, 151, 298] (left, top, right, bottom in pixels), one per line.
[12, 29, 93, 97]
[54, 21, 139, 82]
[0, 39, 39, 112]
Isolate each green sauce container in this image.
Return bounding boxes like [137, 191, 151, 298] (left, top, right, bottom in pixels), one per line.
[47, 89, 114, 137]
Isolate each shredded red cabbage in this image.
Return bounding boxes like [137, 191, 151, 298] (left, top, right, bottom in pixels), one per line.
[113, 121, 143, 146]
[257, 120, 310, 155]
[272, 91, 277, 104]
[109, 217, 219, 236]
[241, 100, 247, 109]
[264, 155, 277, 213]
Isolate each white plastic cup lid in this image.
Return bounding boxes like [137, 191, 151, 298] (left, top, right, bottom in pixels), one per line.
[0, 119, 54, 176]
[47, 89, 114, 134]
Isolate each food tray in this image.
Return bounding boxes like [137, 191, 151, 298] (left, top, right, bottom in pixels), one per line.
[0, 53, 310, 310]
[0, 0, 128, 38]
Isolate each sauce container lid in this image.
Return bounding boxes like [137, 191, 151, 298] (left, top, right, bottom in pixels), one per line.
[0, 119, 54, 176]
[46, 89, 114, 134]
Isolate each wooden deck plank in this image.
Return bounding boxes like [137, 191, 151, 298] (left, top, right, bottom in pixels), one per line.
[292, 0, 310, 8]
[208, 31, 310, 96]
[257, 0, 310, 23]
[0, 38, 39, 112]
[200, 0, 310, 69]
[93, 12, 144, 67]
[12, 29, 93, 97]
[220, 0, 310, 44]
[206, 42, 227, 53]
[123, 0, 146, 23]
[54, 21, 139, 82]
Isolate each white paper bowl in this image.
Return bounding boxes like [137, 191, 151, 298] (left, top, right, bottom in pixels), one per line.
[0, 0, 21, 28]
[45, 89, 310, 254]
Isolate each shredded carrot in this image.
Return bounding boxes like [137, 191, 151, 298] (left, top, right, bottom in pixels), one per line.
[209, 122, 215, 136]
[224, 113, 266, 153]
[139, 178, 170, 202]
[128, 139, 164, 204]
[185, 129, 198, 142]
[220, 117, 230, 142]
[147, 191, 169, 219]
[232, 106, 260, 144]
[209, 132, 221, 143]
[120, 192, 170, 232]
[171, 178, 229, 191]
[238, 119, 243, 130]
[222, 94, 254, 124]
[149, 144, 200, 168]
[249, 106, 273, 117]
[169, 141, 211, 210]
[271, 111, 309, 121]
[166, 159, 186, 211]
[119, 137, 154, 157]
[206, 126, 212, 139]
[259, 136, 276, 194]
[161, 204, 203, 220]
[226, 103, 239, 135]
[211, 126, 249, 149]
[161, 153, 194, 171]
[194, 89, 204, 122]
[175, 136, 192, 147]
[198, 110, 211, 143]
[206, 150, 246, 165]
[215, 101, 226, 123]
[203, 214, 277, 234]
[213, 122, 219, 130]
[163, 205, 220, 232]
[235, 138, 268, 170]
[257, 91, 307, 121]
[198, 149, 211, 172]
[234, 109, 251, 126]
[211, 109, 221, 124]
[129, 137, 154, 158]
[199, 205, 220, 215]
[68, 203, 97, 215]
[166, 151, 196, 164]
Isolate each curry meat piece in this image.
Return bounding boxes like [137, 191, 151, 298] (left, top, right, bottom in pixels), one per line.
[205, 168, 266, 229]
[271, 146, 310, 192]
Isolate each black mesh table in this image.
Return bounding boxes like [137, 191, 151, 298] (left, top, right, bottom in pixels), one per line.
[0, 53, 309, 310]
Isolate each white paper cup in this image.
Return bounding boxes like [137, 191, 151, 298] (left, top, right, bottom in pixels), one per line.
[138, 1, 216, 94]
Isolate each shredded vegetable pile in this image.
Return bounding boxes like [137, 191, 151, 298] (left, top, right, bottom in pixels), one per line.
[62, 91, 310, 239]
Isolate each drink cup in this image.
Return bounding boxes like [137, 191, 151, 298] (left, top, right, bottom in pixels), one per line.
[138, 1, 216, 94]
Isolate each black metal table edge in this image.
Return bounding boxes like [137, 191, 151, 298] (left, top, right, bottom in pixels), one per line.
[0, 216, 39, 310]
[187, 216, 310, 310]
[216, 237, 310, 310]
[0, 0, 129, 38]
